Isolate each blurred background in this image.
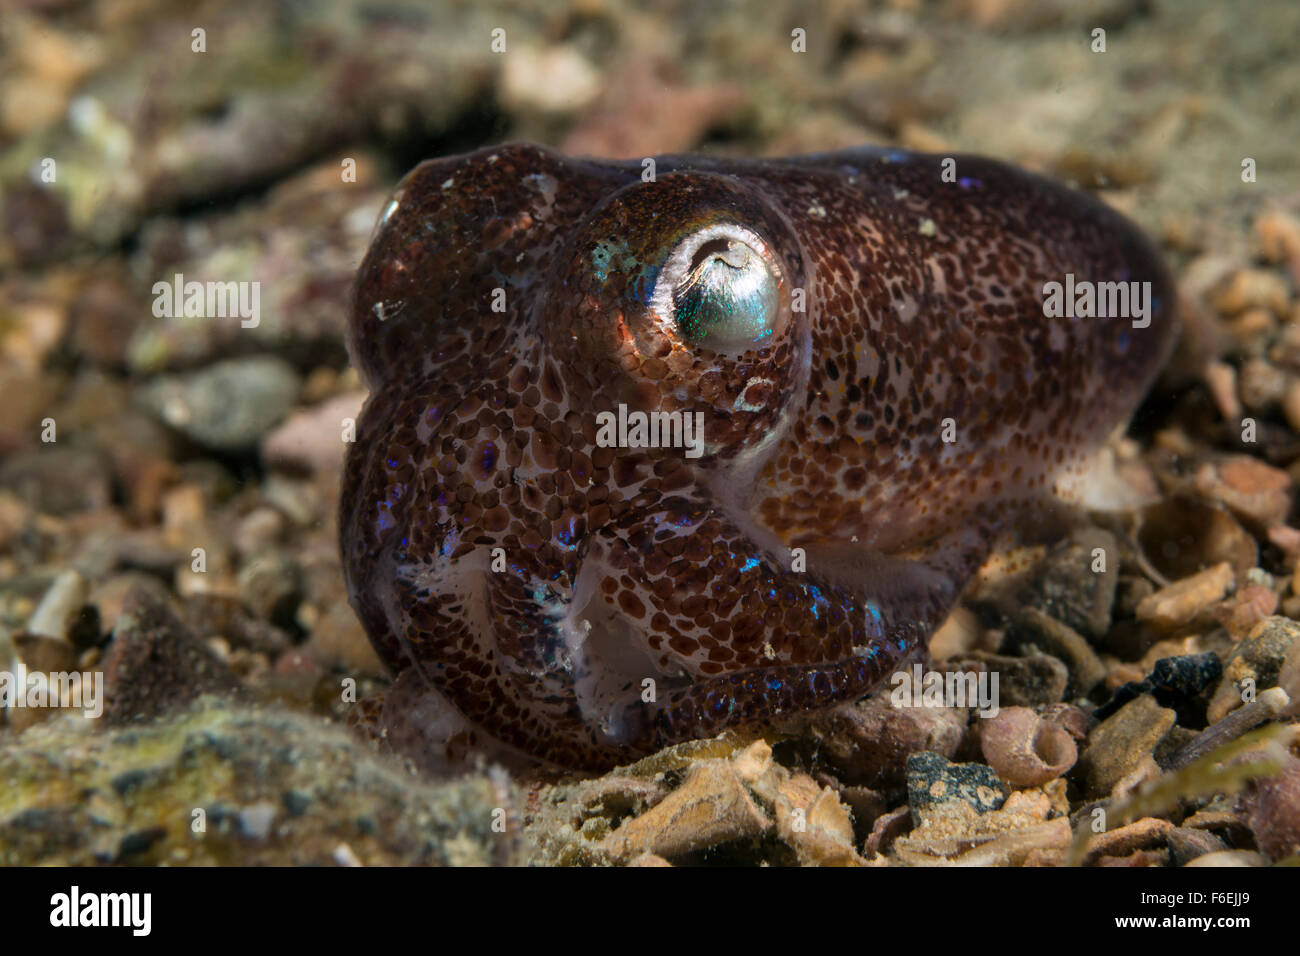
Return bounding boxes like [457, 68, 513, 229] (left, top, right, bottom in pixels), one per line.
[1, 0, 1299, 866]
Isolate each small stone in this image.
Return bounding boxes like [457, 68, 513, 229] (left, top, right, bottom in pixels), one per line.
[775, 774, 862, 866]
[1137, 497, 1257, 581]
[236, 550, 302, 626]
[1165, 827, 1228, 866]
[0, 446, 112, 516]
[141, 356, 300, 452]
[1184, 850, 1266, 867]
[501, 45, 601, 115]
[1081, 817, 1174, 865]
[1135, 562, 1234, 630]
[600, 760, 770, 861]
[1215, 579, 1279, 640]
[1238, 358, 1290, 411]
[1019, 528, 1119, 641]
[928, 605, 983, 658]
[1210, 268, 1290, 316]
[905, 751, 1008, 826]
[13, 634, 77, 675]
[282, 790, 311, 816]
[1226, 308, 1278, 349]
[25, 569, 88, 640]
[238, 803, 277, 841]
[947, 652, 1068, 706]
[261, 391, 366, 475]
[0, 361, 54, 455]
[1207, 616, 1299, 723]
[1006, 607, 1106, 696]
[333, 843, 363, 867]
[1242, 756, 1300, 862]
[805, 693, 966, 789]
[1202, 360, 1241, 422]
[232, 507, 286, 557]
[1256, 209, 1300, 267]
[100, 586, 240, 724]
[1096, 653, 1223, 720]
[1076, 695, 1176, 798]
[1193, 456, 1292, 532]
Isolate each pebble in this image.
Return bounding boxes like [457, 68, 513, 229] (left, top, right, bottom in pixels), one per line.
[1135, 562, 1234, 630]
[1256, 209, 1300, 269]
[236, 550, 302, 626]
[1184, 850, 1267, 867]
[237, 803, 278, 841]
[1095, 652, 1222, 720]
[1207, 616, 1299, 722]
[25, 569, 87, 640]
[1075, 695, 1176, 797]
[806, 693, 966, 788]
[141, 356, 300, 452]
[774, 774, 862, 866]
[501, 45, 601, 115]
[905, 751, 1008, 826]
[1237, 357, 1289, 411]
[1229, 592, 1281, 645]
[260, 391, 366, 475]
[599, 759, 770, 861]
[1193, 456, 1292, 532]
[946, 652, 1068, 706]
[0, 362, 54, 454]
[100, 585, 240, 724]
[0, 446, 112, 516]
[1243, 756, 1300, 862]
[1202, 360, 1241, 422]
[1006, 607, 1106, 696]
[1165, 827, 1228, 866]
[1080, 817, 1174, 866]
[1019, 528, 1119, 641]
[1210, 268, 1290, 316]
[1137, 497, 1257, 581]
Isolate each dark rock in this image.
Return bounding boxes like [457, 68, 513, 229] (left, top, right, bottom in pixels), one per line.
[100, 586, 241, 724]
[947, 651, 1068, 706]
[1094, 652, 1222, 720]
[1166, 827, 1228, 866]
[1019, 528, 1120, 640]
[0, 446, 112, 516]
[905, 751, 1008, 826]
[802, 694, 966, 789]
[181, 593, 292, 655]
[282, 789, 311, 817]
[1075, 695, 1176, 797]
[1208, 616, 1300, 722]
[1006, 607, 1107, 696]
[116, 827, 167, 861]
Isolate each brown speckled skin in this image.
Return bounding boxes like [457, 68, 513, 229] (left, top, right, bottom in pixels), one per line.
[341, 142, 1176, 769]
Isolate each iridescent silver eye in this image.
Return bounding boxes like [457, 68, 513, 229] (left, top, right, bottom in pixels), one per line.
[651, 225, 783, 352]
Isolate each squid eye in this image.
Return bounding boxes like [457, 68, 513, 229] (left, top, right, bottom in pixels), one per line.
[651, 225, 784, 352]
